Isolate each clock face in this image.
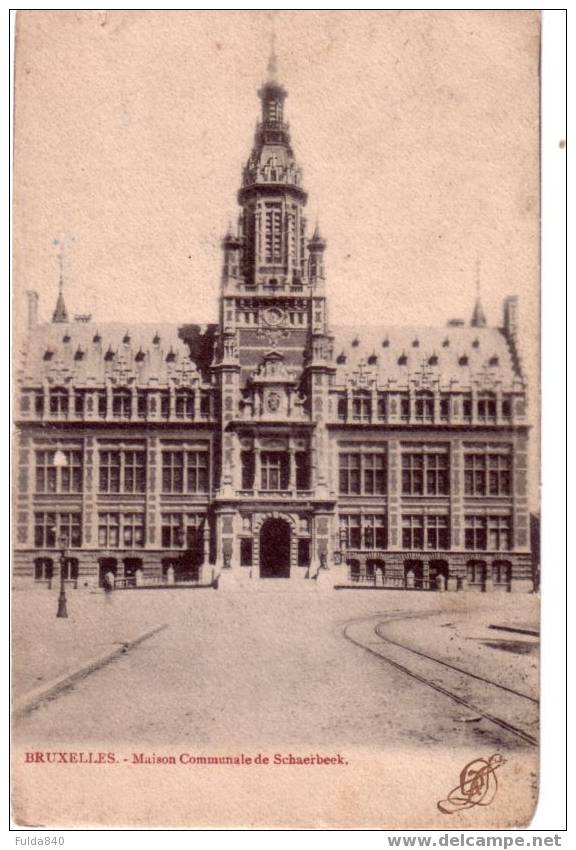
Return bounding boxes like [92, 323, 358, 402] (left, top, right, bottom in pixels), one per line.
[263, 307, 284, 327]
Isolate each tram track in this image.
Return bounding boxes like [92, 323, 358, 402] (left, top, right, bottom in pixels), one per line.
[341, 613, 539, 748]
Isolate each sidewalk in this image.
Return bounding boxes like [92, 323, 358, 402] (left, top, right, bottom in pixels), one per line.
[11, 588, 167, 701]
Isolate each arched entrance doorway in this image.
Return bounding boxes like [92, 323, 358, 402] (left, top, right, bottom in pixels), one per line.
[260, 518, 291, 578]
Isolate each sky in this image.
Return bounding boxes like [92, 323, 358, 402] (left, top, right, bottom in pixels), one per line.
[13, 10, 541, 503]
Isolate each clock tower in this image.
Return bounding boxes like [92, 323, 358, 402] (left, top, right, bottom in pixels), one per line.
[212, 49, 335, 577]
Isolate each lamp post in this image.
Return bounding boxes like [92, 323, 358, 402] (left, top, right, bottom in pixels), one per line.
[53, 449, 69, 619]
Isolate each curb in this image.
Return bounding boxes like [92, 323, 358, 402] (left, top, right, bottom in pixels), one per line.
[13, 624, 168, 719]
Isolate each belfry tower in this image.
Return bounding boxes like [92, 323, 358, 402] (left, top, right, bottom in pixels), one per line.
[213, 49, 335, 577]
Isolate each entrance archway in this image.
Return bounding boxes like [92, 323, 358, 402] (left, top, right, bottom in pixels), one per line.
[260, 518, 291, 578]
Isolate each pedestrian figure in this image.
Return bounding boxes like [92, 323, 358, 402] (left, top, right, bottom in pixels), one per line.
[406, 568, 415, 589]
[436, 572, 447, 592]
[103, 569, 115, 603]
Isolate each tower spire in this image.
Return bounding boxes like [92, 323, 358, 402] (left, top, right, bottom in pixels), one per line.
[470, 258, 487, 328]
[267, 31, 278, 83]
[52, 240, 69, 323]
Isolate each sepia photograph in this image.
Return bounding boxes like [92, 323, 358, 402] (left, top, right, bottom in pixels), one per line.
[11, 10, 543, 829]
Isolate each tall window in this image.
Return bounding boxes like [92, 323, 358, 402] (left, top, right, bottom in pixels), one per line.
[339, 515, 361, 549]
[241, 451, 255, 489]
[99, 449, 146, 493]
[440, 395, 450, 421]
[402, 447, 449, 495]
[49, 387, 69, 416]
[469, 516, 511, 551]
[97, 391, 107, 418]
[339, 452, 386, 495]
[400, 395, 410, 421]
[295, 452, 310, 490]
[464, 516, 487, 550]
[352, 392, 371, 422]
[425, 516, 449, 549]
[464, 449, 511, 496]
[264, 203, 282, 263]
[175, 389, 195, 419]
[98, 513, 144, 548]
[462, 394, 473, 421]
[137, 391, 148, 419]
[336, 395, 347, 421]
[402, 515, 424, 549]
[377, 393, 387, 421]
[340, 515, 386, 550]
[112, 388, 132, 419]
[34, 512, 81, 548]
[161, 450, 209, 493]
[487, 516, 511, 551]
[35, 449, 82, 493]
[261, 452, 288, 491]
[415, 391, 434, 422]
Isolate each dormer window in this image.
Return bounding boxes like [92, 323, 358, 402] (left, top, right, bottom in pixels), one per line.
[352, 337, 360, 347]
[104, 348, 115, 362]
[382, 338, 389, 348]
[336, 352, 347, 365]
[74, 348, 84, 361]
[93, 333, 101, 344]
[459, 355, 469, 367]
[166, 350, 176, 363]
[135, 349, 145, 362]
[428, 354, 438, 366]
[398, 353, 408, 366]
[367, 353, 378, 365]
[442, 338, 450, 348]
[43, 349, 54, 362]
[153, 333, 161, 345]
[62, 333, 71, 343]
[472, 338, 480, 348]
[489, 355, 499, 367]
[412, 338, 419, 348]
[123, 333, 131, 345]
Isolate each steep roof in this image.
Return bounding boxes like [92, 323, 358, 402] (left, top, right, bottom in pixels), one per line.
[18, 322, 218, 387]
[331, 325, 523, 391]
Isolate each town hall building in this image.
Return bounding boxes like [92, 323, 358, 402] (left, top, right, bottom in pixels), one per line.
[14, 54, 533, 592]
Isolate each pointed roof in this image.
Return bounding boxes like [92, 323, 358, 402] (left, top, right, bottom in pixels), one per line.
[52, 277, 69, 323]
[471, 297, 487, 328]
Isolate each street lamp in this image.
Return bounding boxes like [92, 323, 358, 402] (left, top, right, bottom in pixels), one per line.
[52, 450, 69, 619]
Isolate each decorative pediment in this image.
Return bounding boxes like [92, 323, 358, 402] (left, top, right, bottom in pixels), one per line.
[250, 351, 298, 385]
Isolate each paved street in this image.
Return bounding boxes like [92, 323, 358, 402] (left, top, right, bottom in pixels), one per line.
[14, 586, 539, 753]
[12, 586, 540, 828]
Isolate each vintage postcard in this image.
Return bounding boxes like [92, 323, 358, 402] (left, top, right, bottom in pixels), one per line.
[12, 10, 541, 829]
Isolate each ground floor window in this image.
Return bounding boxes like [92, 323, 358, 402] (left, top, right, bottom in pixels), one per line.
[34, 557, 53, 581]
[467, 559, 487, 586]
[492, 560, 512, 585]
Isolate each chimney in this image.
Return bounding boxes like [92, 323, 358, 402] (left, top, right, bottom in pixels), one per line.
[26, 291, 39, 329]
[503, 296, 518, 340]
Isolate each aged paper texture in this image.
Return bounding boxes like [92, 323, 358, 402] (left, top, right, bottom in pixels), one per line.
[12, 10, 540, 829]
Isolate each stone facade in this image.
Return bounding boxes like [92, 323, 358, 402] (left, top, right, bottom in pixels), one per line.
[13, 55, 532, 592]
